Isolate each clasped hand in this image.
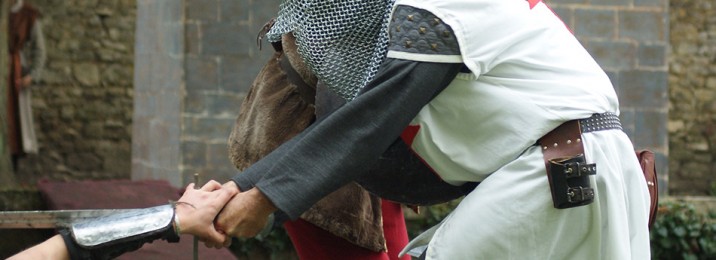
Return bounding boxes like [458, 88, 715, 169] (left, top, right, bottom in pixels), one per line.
[175, 181, 278, 249]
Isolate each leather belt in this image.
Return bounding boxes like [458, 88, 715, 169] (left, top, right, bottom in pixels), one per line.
[537, 112, 622, 208]
[538, 112, 622, 165]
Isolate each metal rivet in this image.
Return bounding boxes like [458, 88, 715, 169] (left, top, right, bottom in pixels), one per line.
[567, 140, 572, 144]
[543, 146, 548, 150]
[553, 143, 558, 147]
[408, 15, 414, 21]
[396, 25, 401, 32]
[576, 138, 581, 143]
[433, 18, 441, 25]
[443, 30, 450, 37]
[405, 40, 412, 48]
[431, 43, 438, 50]
[419, 27, 427, 34]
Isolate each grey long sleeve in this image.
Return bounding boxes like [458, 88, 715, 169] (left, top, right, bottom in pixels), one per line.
[233, 58, 462, 219]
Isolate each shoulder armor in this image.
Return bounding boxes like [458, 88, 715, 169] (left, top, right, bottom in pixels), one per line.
[389, 5, 461, 56]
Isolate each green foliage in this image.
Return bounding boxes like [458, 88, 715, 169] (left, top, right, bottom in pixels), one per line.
[228, 226, 294, 259]
[405, 199, 462, 238]
[651, 201, 716, 260]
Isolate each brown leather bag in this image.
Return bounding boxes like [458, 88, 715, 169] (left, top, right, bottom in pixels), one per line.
[636, 150, 659, 229]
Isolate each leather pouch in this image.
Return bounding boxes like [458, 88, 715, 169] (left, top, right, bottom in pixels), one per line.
[547, 154, 597, 209]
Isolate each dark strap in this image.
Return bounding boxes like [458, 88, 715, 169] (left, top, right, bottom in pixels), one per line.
[256, 18, 279, 52]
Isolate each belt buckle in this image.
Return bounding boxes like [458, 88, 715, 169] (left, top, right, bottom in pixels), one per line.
[567, 186, 595, 203]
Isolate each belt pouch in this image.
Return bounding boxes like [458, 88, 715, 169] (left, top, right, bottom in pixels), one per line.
[547, 154, 596, 208]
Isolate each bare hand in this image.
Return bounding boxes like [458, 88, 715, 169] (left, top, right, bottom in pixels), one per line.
[16, 75, 32, 89]
[174, 180, 237, 247]
[215, 187, 277, 242]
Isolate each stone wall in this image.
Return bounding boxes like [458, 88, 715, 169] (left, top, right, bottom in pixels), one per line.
[2, 0, 708, 195]
[180, 0, 280, 184]
[0, 0, 14, 183]
[13, 0, 136, 184]
[548, 0, 670, 193]
[132, 0, 281, 187]
[668, 0, 716, 195]
[131, 0, 184, 185]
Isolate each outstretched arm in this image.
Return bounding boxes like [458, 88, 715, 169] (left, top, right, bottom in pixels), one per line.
[9, 181, 236, 260]
[218, 59, 462, 238]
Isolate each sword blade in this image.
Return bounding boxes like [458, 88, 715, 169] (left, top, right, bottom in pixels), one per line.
[0, 209, 136, 229]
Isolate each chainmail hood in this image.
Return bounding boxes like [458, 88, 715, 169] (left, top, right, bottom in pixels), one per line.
[266, 0, 396, 101]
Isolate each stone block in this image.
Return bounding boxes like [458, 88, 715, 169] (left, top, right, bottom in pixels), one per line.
[590, 0, 631, 6]
[619, 10, 666, 41]
[162, 24, 185, 56]
[221, 55, 271, 93]
[66, 153, 103, 172]
[618, 70, 668, 109]
[184, 92, 208, 114]
[158, 0, 184, 23]
[186, 57, 219, 91]
[637, 43, 666, 67]
[187, 0, 219, 22]
[73, 63, 101, 86]
[183, 116, 235, 141]
[182, 141, 208, 167]
[619, 108, 636, 139]
[634, 0, 667, 7]
[634, 110, 667, 148]
[208, 93, 244, 117]
[207, 143, 232, 168]
[251, 0, 282, 26]
[155, 91, 182, 122]
[185, 23, 200, 55]
[220, 0, 251, 23]
[654, 152, 668, 195]
[584, 40, 636, 70]
[574, 9, 616, 39]
[546, 0, 588, 5]
[202, 23, 252, 56]
[133, 57, 151, 91]
[604, 70, 619, 92]
[549, 6, 572, 27]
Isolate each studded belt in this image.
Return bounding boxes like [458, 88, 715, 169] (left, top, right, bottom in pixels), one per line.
[537, 112, 622, 208]
[538, 112, 622, 160]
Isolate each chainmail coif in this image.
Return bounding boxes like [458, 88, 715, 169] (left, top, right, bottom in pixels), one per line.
[266, 0, 396, 101]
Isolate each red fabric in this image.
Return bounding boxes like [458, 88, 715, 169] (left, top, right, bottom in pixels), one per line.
[381, 200, 411, 260]
[284, 199, 410, 260]
[400, 125, 421, 146]
[528, 0, 541, 9]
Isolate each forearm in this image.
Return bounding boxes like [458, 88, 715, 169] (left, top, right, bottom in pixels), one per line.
[252, 59, 462, 219]
[8, 235, 69, 260]
[231, 125, 313, 191]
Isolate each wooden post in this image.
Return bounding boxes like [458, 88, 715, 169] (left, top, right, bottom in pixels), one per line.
[0, 0, 17, 183]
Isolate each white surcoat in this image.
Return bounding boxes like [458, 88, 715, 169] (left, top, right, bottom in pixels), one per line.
[388, 0, 652, 259]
